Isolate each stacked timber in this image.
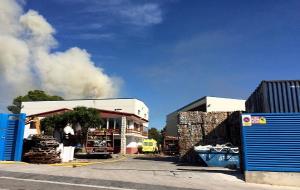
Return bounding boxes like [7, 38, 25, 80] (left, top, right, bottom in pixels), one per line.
[24, 135, 61, 164]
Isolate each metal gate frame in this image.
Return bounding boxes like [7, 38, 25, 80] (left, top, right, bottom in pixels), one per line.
[0, 114, 26, 161]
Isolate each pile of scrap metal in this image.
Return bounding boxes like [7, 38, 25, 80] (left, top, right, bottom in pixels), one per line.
[23, 135, 61, 164]
[177, 111, 241, 162]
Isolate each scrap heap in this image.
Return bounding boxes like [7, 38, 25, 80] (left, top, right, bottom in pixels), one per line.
[178, 111, 241, 162]
[24, 135, 61, 164]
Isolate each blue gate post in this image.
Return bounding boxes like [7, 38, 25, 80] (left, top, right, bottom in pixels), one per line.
[0, 114, 8, 161]
[0, 114, 26, 161]
[14, 114, 26, 161]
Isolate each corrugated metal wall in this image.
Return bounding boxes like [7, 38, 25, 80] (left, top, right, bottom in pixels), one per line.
[0, 114, 26, 161]
[242, 113, 300, 172]
[246, 80, 300, 113]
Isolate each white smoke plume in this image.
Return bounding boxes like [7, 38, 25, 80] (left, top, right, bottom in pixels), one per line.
[0, 0, 120, 105]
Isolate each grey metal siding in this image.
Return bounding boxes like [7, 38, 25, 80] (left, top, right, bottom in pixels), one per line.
[242, 113, 300, 172]
[246, 80, 300, 113]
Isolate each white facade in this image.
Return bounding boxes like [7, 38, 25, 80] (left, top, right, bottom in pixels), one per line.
[206, 97, 245, 112]
[22, 98, 149, 121]
[22, 99, 149, 141]
[165, 96, 245, 136]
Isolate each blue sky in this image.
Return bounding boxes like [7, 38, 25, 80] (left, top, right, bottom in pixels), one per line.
[22, 0, 300, 129]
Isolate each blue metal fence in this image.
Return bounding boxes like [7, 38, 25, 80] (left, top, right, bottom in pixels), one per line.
[242, 113, 300, 172]
[0, 114, 26, 161]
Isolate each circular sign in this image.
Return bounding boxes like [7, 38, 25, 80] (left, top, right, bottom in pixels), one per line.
[243, 117, 250, 122]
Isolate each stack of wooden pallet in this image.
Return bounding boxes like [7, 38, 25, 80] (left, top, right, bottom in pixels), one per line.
[24, 135, 61, 164]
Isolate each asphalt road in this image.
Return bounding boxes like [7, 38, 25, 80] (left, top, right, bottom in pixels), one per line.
[1, 156, 299, 190]
[0, 171, 199, 190]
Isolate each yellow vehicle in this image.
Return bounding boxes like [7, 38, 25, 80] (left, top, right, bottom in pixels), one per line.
[142, 139, 158, 153]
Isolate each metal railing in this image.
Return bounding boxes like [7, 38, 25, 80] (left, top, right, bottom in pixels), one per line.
[126, 129, 141, 134]
[126, 129, 148, 137]
[88, 128, 148, 137]
[142, 131, 148, 137]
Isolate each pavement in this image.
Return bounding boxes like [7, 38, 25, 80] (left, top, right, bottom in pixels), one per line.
[0, 155, 299, 190]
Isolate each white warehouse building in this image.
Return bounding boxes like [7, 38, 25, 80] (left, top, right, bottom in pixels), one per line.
[165, 96, 245, 137]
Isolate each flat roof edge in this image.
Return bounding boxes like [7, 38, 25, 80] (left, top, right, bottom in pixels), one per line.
[167, 96, 246, 116]
[21, 98, 143, 103]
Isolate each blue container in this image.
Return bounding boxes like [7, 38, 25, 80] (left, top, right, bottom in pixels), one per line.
[0, 114, 26, 161]
[195, 149, 240, 168]
[242, 113, 300, 172]
[246, 80, 300, 113]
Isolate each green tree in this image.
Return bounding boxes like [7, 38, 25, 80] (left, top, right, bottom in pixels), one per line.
[72, 107, 103, 133]
[40, 107, 103, 136]
[7, 90, 64, 114]
[160, 127, 166, 145]
[148, 127, 163, 145]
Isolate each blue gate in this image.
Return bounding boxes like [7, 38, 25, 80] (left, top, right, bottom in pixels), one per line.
[0, 114, 26, 161]
[242, 113, 300, 172]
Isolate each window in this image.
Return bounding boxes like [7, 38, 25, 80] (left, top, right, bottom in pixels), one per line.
[102, 118, 107, 129]
[30, 121, 36, 129]
[143, 142, 153, 146]
[115, 118, 121, 129]
[108, 118, 114, 129]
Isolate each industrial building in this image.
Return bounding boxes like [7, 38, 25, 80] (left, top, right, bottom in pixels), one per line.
[165, 96, 245, 137]
[21, 98, 149, 154]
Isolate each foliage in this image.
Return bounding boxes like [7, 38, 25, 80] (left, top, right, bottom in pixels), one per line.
[148, 127, 163, 145]
[72, 107, 103, 133]
[40, 107, 103, 135]
[7, 90, 64, 114]
[40, 114, 68, 135]
[160, 127, 166, 145]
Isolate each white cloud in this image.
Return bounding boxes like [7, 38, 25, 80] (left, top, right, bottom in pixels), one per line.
[69, 0, 163, 27]
[0, 0, 120, 110]
[61, 23, 103, 31]
[86, 23, 103, 29]
[74, 33, 114, 40]
[119, 3, 162, 26]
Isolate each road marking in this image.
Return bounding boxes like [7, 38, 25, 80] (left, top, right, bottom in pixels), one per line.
[0, 176, 136, 190]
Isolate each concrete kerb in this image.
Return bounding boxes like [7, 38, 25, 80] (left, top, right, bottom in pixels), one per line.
[0, 161, 28, 165]
[49, 155, 128, 167]
[1, 154, 145, 168]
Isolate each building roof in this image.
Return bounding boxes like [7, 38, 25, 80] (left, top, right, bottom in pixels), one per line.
[96, 109, 149, 122]
[174, 96, 207, 112]
[22, 98, 142, 103]
[27, 108, 71, 117]
[171, 96, 246, 114]
[27, 108, 148, 123]
[21, 98, 149, 121]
